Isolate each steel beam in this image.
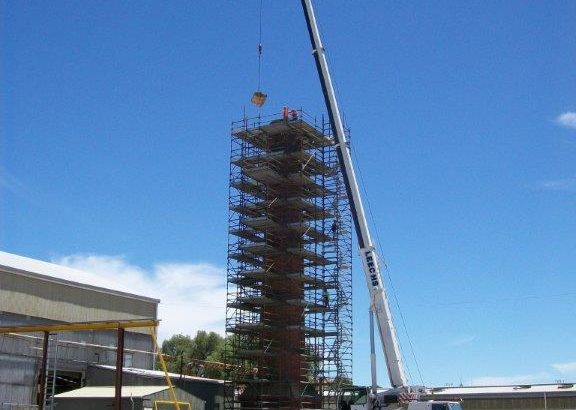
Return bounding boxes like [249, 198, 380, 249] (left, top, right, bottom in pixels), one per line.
[0, 319, 158, 334]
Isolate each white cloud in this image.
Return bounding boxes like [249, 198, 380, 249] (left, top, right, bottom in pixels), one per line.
[552, 362, 576, 375]
[470, 372, 551, 386]
[449, 335, 475, 347]
[536, 176, 576, 192]
[471, 362, 576, 385]
[556, 112, 576, 129]
[52, 254, 226, 341]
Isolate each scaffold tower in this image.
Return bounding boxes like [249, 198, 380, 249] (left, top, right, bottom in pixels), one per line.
[225, 109, 353, 410]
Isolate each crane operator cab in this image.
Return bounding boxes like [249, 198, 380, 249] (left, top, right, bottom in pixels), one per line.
[339, 387, 463, 410]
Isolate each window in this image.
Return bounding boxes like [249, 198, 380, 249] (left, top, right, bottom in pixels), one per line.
[124, 352, 134, 367]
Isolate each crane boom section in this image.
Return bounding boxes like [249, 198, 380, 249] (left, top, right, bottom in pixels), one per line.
[301, 0, 408, 389]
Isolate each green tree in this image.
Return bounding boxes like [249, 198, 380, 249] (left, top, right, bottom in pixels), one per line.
[159, 334, 194, 373]
[190, 330, 222, 360]
[159, 331, 226, 377]
[204, 335, 233, 379]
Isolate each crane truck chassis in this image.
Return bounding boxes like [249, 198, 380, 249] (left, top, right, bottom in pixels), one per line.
[339, 386, 462, 410]
[300, 2, 463, 410]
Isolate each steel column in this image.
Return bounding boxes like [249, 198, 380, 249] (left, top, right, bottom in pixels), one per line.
[38, 331, 49, 410]
[115, 327, 125, 410]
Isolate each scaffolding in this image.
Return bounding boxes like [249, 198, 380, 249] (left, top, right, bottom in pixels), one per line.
[225, 110, 352, 410]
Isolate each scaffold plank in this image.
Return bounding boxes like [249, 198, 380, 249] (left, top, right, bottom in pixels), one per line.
[282, 197, 332, 219]
[286, 325, 337, 337]
[238, 268, 278, 279]
[287, 247, 333, 266]
[229, 228, 262, 242]
[242, 216, 284, 233]
[237, 295, 278, 306]
[285, 120, 334, 148]
[230, 253, 264, 267]
[234, 119, 331, 149]
[285, 272, 326, 287]
[290, 150, 334, 175]
[287, 173, 334, 196]
[237, 349, 274, 358]
[305, 304, 334, 314]
[230, 203, 264, 218]
[231, 179, 266, 199]
[232, 127, 268, 150]
[227, 323, 271, 334]
[234, 150, 334, 177]
[239, 242, 281, 256]
[285, 299, 328, 313]
[226, 301, 260, 312]
[244, 166, 286, 185]
[287, 222, 331, 243]
[229, 276, 261, 287]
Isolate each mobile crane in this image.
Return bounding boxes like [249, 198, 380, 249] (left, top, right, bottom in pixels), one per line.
[300, 2, 462, 410]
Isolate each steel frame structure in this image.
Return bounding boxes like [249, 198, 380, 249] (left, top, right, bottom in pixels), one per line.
[0, 319, 182, 410]
[225, 110, 352, 410]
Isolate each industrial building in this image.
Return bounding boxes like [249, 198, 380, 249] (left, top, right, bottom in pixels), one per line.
[54, 385, 193, 410]
[225, 111, 353, 409]
[0, 251, 159, 407]
[84, 365, 226, 410]
[424, 383, 576, 410]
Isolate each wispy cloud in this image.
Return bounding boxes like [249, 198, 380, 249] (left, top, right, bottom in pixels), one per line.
[52, 254, 226, 340]
[470, 362, 576, 386]
[470, 372, 551, 386]
[449, 335, 476, 347]
[535, 176, 576, 192]
[0, 168, 28, 197]
[552, 362, 576, 375]
[556, 112, 576, 130]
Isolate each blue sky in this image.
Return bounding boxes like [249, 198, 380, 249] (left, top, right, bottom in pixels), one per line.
[1, 1, 575, 387]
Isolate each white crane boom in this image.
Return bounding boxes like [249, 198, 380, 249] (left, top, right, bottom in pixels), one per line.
[300, 0, 408, 390]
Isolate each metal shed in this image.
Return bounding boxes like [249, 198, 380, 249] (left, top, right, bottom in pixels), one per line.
[86, 365, 226, 410]
[423, 383, 576, 410]
[54, 386, 193, 410]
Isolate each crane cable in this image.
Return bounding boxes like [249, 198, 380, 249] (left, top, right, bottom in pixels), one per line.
[257, 0, 263, 91]
[352, 144, 425, 387]
[250, 0, 267, 108]
[315, 2, 423, 385]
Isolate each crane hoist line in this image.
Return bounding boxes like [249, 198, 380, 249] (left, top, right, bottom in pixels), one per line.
[299, 2, 462, 410]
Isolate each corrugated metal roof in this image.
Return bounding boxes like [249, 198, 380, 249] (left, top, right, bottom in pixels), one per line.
[0, 251, 159, 303]
[94, 364, 225, 384]
[426, 383, 576, 396]
[55, 385, 168, 398]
